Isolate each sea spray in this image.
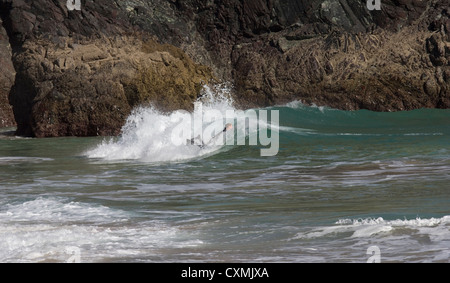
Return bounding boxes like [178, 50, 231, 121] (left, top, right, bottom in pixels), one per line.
[87, 85, 280, 161]
[86, 85, 232, 161]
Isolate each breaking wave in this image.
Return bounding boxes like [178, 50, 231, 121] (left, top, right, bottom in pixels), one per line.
[86, 85, 240, 162]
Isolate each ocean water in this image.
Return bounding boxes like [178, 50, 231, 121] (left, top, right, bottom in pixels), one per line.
[0, 89, 449, 263]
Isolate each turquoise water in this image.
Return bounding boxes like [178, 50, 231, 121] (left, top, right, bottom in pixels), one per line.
[0, 101, 449, 262]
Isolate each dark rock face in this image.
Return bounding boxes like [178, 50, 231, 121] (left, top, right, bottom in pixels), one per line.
[0, 0, 449, 137]
[0, 17, 15, 127]
[173, 0, 450, 110]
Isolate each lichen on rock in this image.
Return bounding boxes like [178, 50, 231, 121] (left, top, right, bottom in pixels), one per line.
[10, 35, 213, 137]
[129, 39, 214, 112]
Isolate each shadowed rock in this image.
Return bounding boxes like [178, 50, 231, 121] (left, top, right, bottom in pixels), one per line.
[0, 18, 15, 127]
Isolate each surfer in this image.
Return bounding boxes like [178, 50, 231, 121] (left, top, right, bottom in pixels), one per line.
[188, 123, 233, 148]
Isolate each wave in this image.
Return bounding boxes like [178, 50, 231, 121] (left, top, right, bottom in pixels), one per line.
[294, 215, 450, 239]
[86, 84, 287, 162]
[86, 88, 449, 162]
[288, 215, 450, 262]
[0, 197, 203, 262]
[0, 197, 127, 224]
[86, 85, 241, 162]
[279, 101, 450, 136]
[0, 157, 54, 164]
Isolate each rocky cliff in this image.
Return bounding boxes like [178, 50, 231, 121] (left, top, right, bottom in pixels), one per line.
[0, 0, 449, 137]
[0, 17, 15, 127]
[177, 0, 450, 110]
[0, 0, 213, 137]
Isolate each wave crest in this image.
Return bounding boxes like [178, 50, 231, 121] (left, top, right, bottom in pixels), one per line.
[86, 85, 236, 162]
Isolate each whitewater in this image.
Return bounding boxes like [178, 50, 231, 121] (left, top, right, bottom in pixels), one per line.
[0, 86, 449, 262]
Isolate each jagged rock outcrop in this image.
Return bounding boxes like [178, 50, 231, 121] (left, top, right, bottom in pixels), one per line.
[1, 0, 213, 137]
[0, 0, 448, 137]
[174, 0, 450, 110]
[10, 36, 212, 137]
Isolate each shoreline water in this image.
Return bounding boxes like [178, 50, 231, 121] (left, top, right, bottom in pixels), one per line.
[1, 103, 449, 263]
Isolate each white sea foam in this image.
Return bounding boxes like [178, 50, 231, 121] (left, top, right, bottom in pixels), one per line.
[295, 216, 450, 240]
[0, 197, 127, 223]
[85, 84, 275, 162]
[0, 222, 203, 262]
[86, 85, 238, 162]
[0, 197, 203, 262]
[277, 126, 317, 136]
[285, 100, 329, 113]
